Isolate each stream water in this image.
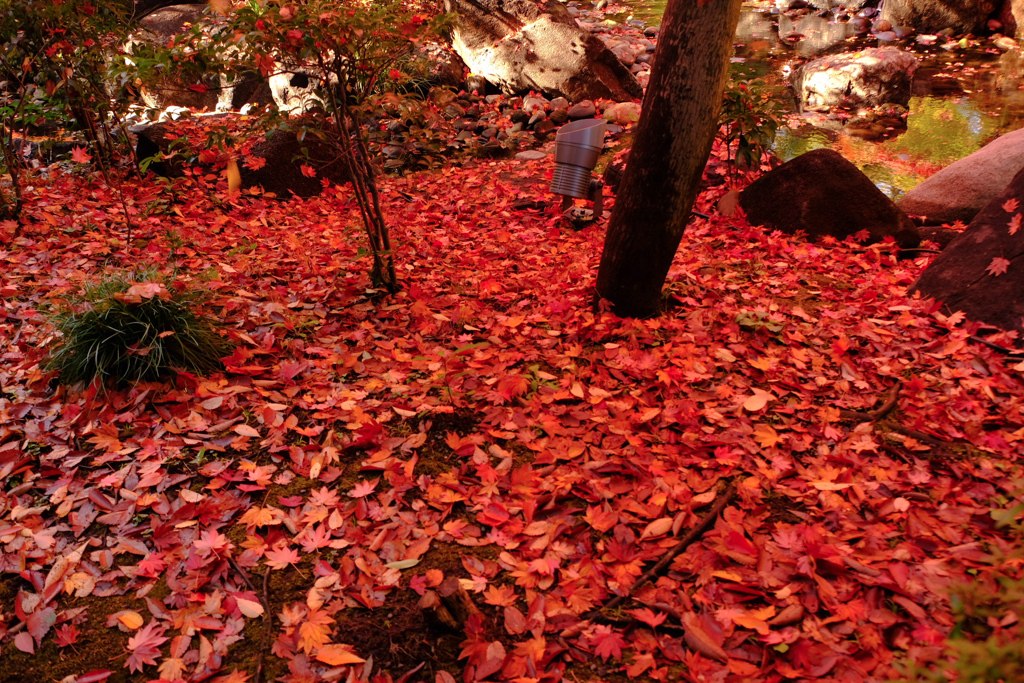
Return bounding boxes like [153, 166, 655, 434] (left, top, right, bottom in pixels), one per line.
[606, 0, 1024, 199]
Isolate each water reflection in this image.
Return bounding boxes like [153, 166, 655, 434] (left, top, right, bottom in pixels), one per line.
[606, 0, 1024, 192]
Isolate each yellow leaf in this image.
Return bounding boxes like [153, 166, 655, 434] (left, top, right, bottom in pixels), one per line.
[117, 610, 145, 630]
[316, 643, 365, 666]
[226, 158, 241, 194]
[236, 597, 264, 618]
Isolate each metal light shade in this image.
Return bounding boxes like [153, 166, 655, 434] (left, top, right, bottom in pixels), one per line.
[550, 119, 606, 198]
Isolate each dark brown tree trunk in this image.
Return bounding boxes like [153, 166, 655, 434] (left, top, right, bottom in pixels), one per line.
[595, 0, 742, 318]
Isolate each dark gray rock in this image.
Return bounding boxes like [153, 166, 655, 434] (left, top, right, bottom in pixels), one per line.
[567, 100, 597, 120]
[881, 0, 993, 35]
[240, 127, 350, 198]
[912, 165, 1024, 333]
[739, 149, 920, 247]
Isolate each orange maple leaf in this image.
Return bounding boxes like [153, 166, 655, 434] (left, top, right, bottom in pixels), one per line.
[298, 608, 334, 654]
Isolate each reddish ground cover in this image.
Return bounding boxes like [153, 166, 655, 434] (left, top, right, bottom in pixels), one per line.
[1, 145, 1023, 683]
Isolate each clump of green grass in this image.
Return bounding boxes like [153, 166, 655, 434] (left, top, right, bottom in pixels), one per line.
[46, 269, 231, 387]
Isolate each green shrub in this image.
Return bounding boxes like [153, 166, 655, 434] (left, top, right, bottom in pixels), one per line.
[46, 271, 231, 387]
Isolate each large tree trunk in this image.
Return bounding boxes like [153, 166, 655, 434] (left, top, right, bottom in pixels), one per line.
[594, 0, 742, 318]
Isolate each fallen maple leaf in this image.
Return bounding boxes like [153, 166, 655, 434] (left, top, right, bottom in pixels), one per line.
[126, 621, 168, 673]
[1010, 213, 1021, 235]
[264, 544, 300, 570]
[591, 624, 626, 661]
[71, 146, 92, 164]
[987, 256, 1011, 277]
[298, 608, 335, 654]
[752, 423, 781, 448]
[1003, 198, 1019, 213]
[630, 607, 667, 628]
[301, 164, 317, 178]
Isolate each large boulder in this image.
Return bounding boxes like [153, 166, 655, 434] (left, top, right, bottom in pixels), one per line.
[880, 0, 996, 34]
[739, 149, 921, 247]
[239, 128, 350, 198]
[131, 5, 270, 112]
[791, 48, 918, 112]
[911, 165, 1024, 333]
[443, 0, 642, 103]
[898, 128, 1024, 225]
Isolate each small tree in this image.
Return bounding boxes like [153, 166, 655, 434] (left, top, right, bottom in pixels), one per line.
[0, 0, 137, 220]
[125, 1, 446, 292]
[595, 0, 743, 318]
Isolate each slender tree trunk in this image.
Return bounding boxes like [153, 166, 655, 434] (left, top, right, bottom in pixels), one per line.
[595, 0, 742, 318]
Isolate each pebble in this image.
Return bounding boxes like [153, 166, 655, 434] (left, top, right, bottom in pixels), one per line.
[567, 99, 597, 119]
[549, 96, 570, 110]
[515, 150, 548, 160]
[522, 95, 548, 113]
[549, 109, 569, 126]
[528, 111, 547, 126]
[875, 30, 898, 41]
[873, 19, 892, 32]
[644, 26, 658, 37]
[534, 119, 557, 137]
[444, 103, 466, 118]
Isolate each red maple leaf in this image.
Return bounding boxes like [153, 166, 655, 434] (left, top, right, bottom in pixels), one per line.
[71, 146, 92, 164]
[987, 256, 1011, 277]
[591, 624, 626, 660]
[125, 621, 168, 673]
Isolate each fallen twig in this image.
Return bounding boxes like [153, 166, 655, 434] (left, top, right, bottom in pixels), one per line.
[583, 483, 737, 620]
[839, 381, 902, 422]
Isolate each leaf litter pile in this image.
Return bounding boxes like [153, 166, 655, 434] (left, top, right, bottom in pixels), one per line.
[2, 143, 1024, 683]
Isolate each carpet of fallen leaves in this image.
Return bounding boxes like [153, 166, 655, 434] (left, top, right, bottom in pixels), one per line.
[2, 141, 1024, 683]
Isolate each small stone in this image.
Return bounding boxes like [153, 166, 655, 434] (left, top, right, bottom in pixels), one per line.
[892, 26, 914, 39]
[534, 119, 557, 137]
[989, 19, 1003, 32]
[382, 145, 404, 158]
[549, 109, 570, 126]
[994, 35, 1018, 51]
[643, 26, 658, 37]
[528, 111, 547, 126]
[549, 96, 570, 110]
[466, 74, 487, 93]
[456, 130, 473, 141]
[787, 0, 808, 9]
[873, 19, 892, 32]
[444, 103, 466, 118]
[875, 30, 898, 41]
[480, 126, 498, 139]
[510, 109, 530, 124]
[485, 94, 504, 104]
[567, 99, 597, 119]
[515, 150, 548, 160]
[509, 122, 524, 133]
[522, 95, 548, 113]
